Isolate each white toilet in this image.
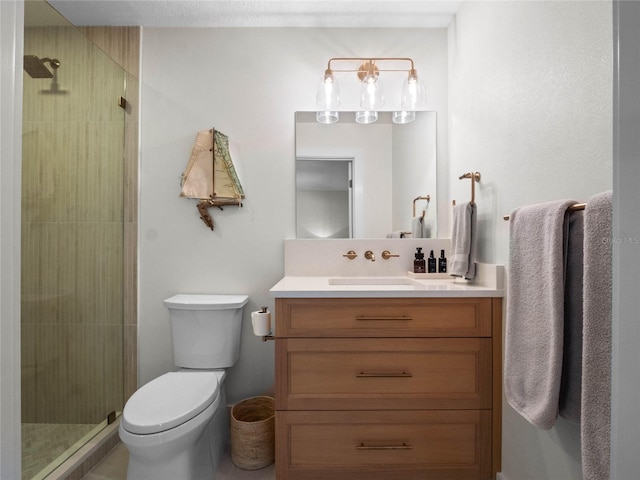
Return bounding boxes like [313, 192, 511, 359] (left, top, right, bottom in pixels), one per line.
[119, 294, 249, 480]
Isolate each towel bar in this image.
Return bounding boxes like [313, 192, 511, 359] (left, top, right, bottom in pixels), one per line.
[503, 202, 586, 220]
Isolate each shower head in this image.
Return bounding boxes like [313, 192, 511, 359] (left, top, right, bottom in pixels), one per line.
[23, 55, 60, 79]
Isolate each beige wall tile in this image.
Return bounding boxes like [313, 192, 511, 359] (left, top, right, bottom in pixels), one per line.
[75, 223, 123, 326]
[80, 27, 140, 77]
[104, 325, 124, 415]
[76, 121, 124, 223]
[33, 324, 69, 422]
[123, 324, 137, 402]
[21, 324, 36, 422]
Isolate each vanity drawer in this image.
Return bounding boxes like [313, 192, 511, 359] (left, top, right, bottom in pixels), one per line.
[276, 337, 492, 410]
[275, 297, 492, 338]
[276, 409, 491, 480]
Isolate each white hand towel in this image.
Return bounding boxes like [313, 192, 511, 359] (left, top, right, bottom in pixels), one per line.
[504, 199, 577, 430]
[422, 221, 431, 239]
[450, 202, 477, 279]
[411, 217, 424, 238]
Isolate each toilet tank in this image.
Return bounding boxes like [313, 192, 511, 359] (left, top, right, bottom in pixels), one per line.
[164, 294, 249, 369]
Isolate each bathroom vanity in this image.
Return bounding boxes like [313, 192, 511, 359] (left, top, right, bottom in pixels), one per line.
[270, 266, 503, 480]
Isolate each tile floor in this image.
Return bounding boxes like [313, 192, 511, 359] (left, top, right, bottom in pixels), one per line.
[22, 423, 97, 480]
[82, 442, 275, 480]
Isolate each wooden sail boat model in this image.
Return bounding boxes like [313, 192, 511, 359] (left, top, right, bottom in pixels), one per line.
[180, 128, 244, 230]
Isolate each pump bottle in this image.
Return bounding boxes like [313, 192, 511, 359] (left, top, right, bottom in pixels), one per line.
[413, 248, 426, 273]
[428, 250, 437, 273]
[438, 250, 447, 273]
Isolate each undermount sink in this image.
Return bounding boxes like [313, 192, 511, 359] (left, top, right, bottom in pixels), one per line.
[328, 277, 419, 286]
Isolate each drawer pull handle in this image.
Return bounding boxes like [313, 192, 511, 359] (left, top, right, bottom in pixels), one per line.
[356, 371, 413, 378]
[356, 442, 413, 451]
[356, 315, 412, 321]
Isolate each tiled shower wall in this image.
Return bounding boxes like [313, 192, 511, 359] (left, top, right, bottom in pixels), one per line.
[21, 25, 139, 424]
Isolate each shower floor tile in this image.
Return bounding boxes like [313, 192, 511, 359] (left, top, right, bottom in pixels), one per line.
[22, 423, 98, 480]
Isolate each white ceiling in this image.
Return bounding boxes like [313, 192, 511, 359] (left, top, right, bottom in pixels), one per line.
[46, 0, 462, 28]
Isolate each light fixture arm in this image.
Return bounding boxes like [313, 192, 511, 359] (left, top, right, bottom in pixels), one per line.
[325, 57, 417, 81]
[326, 57, 416, 75]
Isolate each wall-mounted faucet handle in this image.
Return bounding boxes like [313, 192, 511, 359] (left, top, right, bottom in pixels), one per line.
[364, 250, 376, 262]
[381, 250, 399, 260]
[343, 250, 358, 260]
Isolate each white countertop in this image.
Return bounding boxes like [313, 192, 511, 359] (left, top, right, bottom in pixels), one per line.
[269, 275, 503, 298]
[274, 240, 504, 298]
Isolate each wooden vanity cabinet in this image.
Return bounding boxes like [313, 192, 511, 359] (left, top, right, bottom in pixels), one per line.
[274, 297, 502, 480]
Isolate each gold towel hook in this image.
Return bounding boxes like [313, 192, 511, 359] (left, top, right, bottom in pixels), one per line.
[458, 172, 481, 205]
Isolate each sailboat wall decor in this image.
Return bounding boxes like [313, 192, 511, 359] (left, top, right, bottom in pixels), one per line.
[180, 128, 245, 230]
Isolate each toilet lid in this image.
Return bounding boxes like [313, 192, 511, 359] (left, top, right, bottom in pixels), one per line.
[122, 371, 220, 435]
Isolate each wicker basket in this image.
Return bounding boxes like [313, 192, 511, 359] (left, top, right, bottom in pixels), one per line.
[230, 396, 275, 470]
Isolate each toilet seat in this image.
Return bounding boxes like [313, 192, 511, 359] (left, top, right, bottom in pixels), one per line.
[122, 371, 221, 435]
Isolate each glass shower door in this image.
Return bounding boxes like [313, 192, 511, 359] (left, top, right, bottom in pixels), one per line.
[21, 2, 126, 478]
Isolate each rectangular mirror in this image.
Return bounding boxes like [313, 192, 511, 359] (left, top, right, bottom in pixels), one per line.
[295, 111, 437, 238]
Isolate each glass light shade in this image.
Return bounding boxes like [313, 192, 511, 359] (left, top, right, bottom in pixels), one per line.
[316, 72, 340, 110]
[400, 73, 426, 109]
[316, 111, 339, 124]
[360, 74, 384, 110]
[392, 111, 416, 124]
[355, 111, 378, 124]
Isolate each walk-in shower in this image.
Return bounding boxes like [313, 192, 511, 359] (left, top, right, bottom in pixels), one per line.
[22, 2, 127, 479]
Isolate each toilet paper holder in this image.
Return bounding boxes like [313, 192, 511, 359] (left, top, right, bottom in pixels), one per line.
[252, 306, 275, 341]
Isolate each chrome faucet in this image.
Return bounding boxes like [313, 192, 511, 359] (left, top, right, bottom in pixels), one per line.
[364, 250, 375, 262]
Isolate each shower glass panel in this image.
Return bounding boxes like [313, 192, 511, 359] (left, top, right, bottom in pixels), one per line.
[21, 2, 126, 479]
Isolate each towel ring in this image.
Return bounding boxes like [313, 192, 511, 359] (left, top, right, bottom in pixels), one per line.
[458, 172, 481, 205]
[413, 195, 430, 218]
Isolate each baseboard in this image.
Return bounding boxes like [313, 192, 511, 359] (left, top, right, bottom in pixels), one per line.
[496, 472, 508, 480]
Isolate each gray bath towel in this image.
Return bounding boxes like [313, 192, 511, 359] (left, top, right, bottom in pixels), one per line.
[504, 199, 577, 430]
[450, 202, 477, 279]
[581, 191, 612, 480]
[559, 210, 584, 424]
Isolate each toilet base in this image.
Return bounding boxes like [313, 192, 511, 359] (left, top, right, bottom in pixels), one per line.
[122, 390, 228, 480]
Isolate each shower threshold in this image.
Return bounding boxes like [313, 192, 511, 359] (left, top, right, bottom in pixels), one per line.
[22, 414, 121, 480]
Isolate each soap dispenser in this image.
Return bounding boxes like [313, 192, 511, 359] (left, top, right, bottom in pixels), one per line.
[428, 250, 437, 273]
[438, 250, 447, 273]
[413, 248, 426, 273]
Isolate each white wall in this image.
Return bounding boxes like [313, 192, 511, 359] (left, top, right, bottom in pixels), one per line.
[139, 27, 448, 402]
[0, 1, 23, 478]
[448, 2, 612, 479]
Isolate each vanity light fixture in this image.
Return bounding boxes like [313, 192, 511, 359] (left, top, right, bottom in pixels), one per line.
[315, 57, 426, 124]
